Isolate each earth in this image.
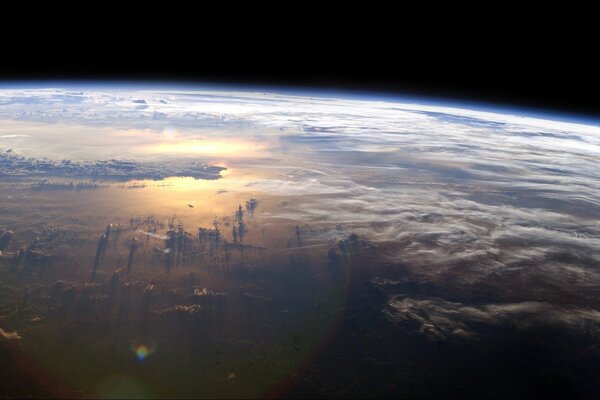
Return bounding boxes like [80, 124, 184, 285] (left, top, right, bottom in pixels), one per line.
[1, 85, 600, 399]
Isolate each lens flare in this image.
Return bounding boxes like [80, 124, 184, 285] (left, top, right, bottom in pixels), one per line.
[131, 342, 155, 362]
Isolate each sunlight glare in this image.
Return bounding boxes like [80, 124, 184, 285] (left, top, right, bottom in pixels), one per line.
[139, 139, 268, 157]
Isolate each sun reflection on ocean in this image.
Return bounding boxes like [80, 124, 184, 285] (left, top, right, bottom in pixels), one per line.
[138, 139, 270, 158]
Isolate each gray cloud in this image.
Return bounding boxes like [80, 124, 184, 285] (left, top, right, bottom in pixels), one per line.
[158, 304, 202, 314]
[193, 288, 226, 297]
[385, 297, 600, 341]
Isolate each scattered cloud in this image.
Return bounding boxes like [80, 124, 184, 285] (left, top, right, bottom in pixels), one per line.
[0, 327, 21, 341]
[158, 304, 202, 314]
[136, 230, 169, 240]
[385, 297, 600, 341]
[1, 87, 600, 346]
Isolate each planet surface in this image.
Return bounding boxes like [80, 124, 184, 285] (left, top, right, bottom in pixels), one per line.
[1, 85, 600, 398]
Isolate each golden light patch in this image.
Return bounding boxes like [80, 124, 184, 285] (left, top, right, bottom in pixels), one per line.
[138, 139, 268, 157]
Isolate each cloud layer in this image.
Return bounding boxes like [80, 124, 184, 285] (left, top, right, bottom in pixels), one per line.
[0, 150, 225, 181]
[385, 297, 600, 340]
[2, 86, 600, 345]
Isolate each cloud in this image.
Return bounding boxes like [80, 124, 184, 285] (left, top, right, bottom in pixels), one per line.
[136, 230, 169, 240]
[0, 151, 225, 181]
[158, 304, 202, 314]
[385, 297, 600, 341]
[0, 327, 21, 341]
[1, 86, 600, 324]
[193, 288, 226, 297]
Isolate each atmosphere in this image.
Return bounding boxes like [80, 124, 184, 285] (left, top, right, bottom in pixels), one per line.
[1, 83, 600, 399]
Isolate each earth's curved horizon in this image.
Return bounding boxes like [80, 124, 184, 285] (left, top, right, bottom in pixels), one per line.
[1, 85, 600, 399]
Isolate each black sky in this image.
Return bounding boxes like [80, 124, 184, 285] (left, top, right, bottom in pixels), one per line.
[2, 13, 598, 120]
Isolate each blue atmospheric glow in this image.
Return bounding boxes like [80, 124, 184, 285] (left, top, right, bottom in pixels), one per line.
[0, 80, 597, 127]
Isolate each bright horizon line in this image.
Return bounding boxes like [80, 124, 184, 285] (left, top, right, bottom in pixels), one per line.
[0, 80, 598, 127]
